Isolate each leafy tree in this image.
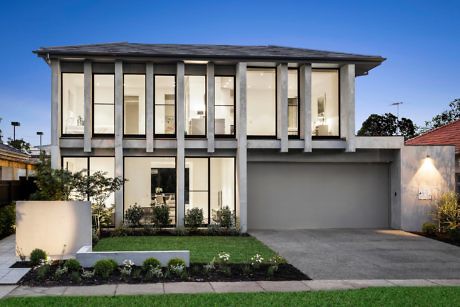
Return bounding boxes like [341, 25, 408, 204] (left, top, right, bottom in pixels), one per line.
[357, 113, 417, 140]
[422, 98, 460, 132]
[7, 138, 31, 153]
[30, 154, 76, 201]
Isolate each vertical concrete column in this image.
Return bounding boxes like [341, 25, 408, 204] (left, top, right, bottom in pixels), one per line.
[299, 64, 312, 152]
[340, 64, 356, 152]
[50, 59, 61, 169]
[114, 60, 124, 226]
[206, 63, 215, 153]
[146, 62, 154, 152]
[176, 62, 185, 227]
[236, 63, 247, 233]
[83, 61, 92, 153]
[276, 64, 288, 152]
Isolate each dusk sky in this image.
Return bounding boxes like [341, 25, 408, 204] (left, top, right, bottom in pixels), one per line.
[0, 0, 459, 145]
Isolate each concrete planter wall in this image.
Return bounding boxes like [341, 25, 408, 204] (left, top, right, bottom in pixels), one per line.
[16, 201, 92, 258]
[76, 246, 190, 268]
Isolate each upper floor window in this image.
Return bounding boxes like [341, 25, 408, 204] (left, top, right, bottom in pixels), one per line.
[124, 74, 146, 136]
[288, 69, 299, 137]
[185, 75, 206, 137]
[312, 69, 339, 137]
[154, 75, 176, 136]
[247, 68, 276, 137]
[93, 74, 115, 135]
[215, 76, 235, 136]
[62, 73, 84, 135]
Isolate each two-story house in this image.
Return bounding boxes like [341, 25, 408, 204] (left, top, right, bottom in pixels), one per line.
[34, 43, 455, 232]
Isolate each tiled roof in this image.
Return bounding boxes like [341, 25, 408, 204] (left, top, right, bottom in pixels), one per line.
[405, 119, 460, 154]
[33, 43, 385, 75]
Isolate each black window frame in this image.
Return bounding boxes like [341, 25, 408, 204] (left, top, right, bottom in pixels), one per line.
[311, 68, 341, 140]
[61, 72, 85, 138]
[214, 75, 236, 138]
[184, 74, 207, 138]
[154, 74, 177, 138]
[92, 73, 115, 137]
[123, 73, 147, 138]
[246, 67, 278, 139]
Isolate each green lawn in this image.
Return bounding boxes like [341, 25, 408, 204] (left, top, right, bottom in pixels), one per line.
[2, 287, 460, 306]
[93, 236, 277, 263]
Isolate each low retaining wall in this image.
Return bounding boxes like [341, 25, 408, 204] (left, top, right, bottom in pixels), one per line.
[76, 246, 190, 267]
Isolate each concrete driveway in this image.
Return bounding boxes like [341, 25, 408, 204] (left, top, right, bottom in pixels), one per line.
[251, 229, 460, 280]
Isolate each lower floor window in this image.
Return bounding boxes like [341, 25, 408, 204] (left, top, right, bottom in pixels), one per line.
[124, 156, 235, 225]
[62, 156, 115, 207]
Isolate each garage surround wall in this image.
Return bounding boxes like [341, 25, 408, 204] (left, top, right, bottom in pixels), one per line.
[397, 145, 456, 231]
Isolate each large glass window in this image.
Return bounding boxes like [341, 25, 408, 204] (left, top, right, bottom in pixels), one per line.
[185, 158, 208, 223]
[312, 69, 339, 137]
[124, 74, 145, 135]
[185, 75, 206, 136]
[215, 76, 235, 136]
[210, 158, 235, 222]
[247, 68, 276, 136]
[124, 157, 176, 225]
[63, 157, 87, 174]
[93, 74, 115, 134]
[62, 73, 84, 135]
[154, 75, 176, 136]
[288, 69, 299, 137]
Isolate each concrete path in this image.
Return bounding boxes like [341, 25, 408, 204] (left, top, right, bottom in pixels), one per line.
[0, 235, 29, 285]
[1, 279, 459, 298]
[251, 229, 460, 279]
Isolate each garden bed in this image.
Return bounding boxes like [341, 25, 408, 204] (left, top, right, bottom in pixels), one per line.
[413, 232, 460, 247]
[18, 262, 309, 286]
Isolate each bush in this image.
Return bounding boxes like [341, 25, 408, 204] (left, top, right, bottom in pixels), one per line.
[143, 257, 161, 270]
[125, 204, 144, 227]
[94, 259, 118, 279]
[64, 259, 81, 272]
[213, 206, 234, 228]
[185, 208, 203, 229]
[167, 258, 186, 268]
[422, 222, 437, 235]
[152, 204, 170, 228]
[434, 192, 459, 232]
[30, 248, 47, 266]
[0, 204, 15, 239]
[70, 271, 81, 283]
[36, 264, 50, 280]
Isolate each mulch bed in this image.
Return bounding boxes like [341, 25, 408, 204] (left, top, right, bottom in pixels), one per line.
[413, 232, 460, 247]
[18, 263, 310, 286]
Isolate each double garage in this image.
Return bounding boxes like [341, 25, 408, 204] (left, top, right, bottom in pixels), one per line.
[247, 162, 390, 230]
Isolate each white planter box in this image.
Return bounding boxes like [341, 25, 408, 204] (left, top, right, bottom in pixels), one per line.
[76, 246, 190, 267]
[16, 201, 92, 258]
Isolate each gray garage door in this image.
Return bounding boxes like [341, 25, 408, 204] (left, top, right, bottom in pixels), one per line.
[248, 162, 390, 230]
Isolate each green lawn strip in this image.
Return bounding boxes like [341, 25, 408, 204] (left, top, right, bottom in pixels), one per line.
[2, 287, 460, 307]
[93, 236, 277, 263]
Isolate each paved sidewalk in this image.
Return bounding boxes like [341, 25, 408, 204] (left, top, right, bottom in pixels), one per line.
[0, 235, 30, 285]
[1, 279, 460, 298]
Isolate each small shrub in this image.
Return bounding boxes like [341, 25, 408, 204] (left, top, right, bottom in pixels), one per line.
[207, 223, 220, 236]
[422, 222, 437, 235]
[143, 257, 161, 270]
[70, 271, 81, 283]
[185, 208, 203, 229]
[119, 259, 134, 280]
[145, 266, 163, 280]
[30, 248, 47, 266]
[131, 268, 142, 281]
[64, 259, 81, 272]
[94, 259, 118, 279]
[0, 204, 15, 239]
[152, 204, 170, 228]
[81, 270, 95, 279]
[242, 264, 252, 276]
[434, 192, 460, 232]
[112, 225, 129, 237]
[36, 264, 50, 281]
[217, 252, 230, 264]
[125, 204, 144, 227]
[250, 253, 264, 269]
[54, 266, 68, 280]
[167, 258, 186, 268]
[213, 206, 234, 228]
[174, 226, 188, 236]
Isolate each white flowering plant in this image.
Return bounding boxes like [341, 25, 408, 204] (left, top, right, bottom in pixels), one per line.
[120, 259, 134, 277]
[250, 254, 264, 269]
[217, 252, 230, 264]
[81, 269, 95, 279]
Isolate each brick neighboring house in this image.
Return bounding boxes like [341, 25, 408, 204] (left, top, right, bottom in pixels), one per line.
[406, 119, 460, 193]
